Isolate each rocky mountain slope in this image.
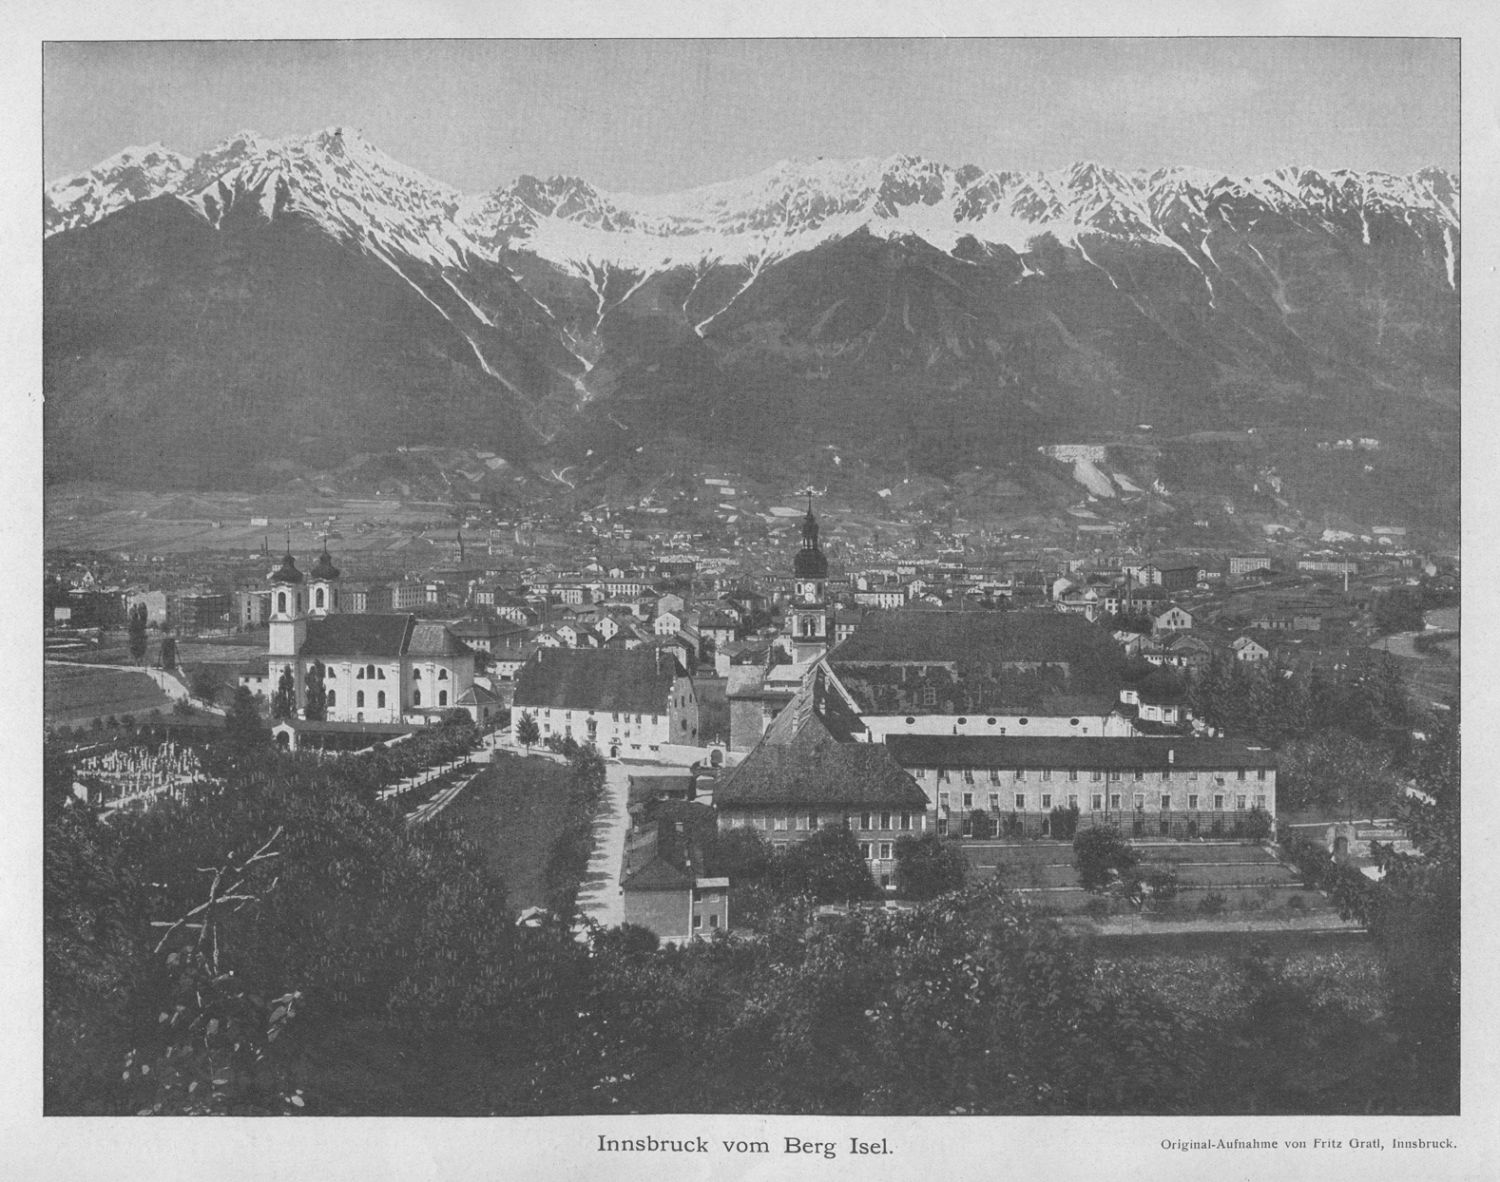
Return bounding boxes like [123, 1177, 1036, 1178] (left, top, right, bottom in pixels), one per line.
[44, 128, 1459, 526]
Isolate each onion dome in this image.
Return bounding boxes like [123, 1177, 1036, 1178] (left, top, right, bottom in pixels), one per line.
[269, 551, 304, 585]
[310, 542, 341, 581]
[793, 508, 829, 578]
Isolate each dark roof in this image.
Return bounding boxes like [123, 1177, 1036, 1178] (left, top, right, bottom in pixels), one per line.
[300, 614, 415, 658]
[831, 609, 1117, 666]
[513, 647, 677, 714]
[827, 609, 1128, 714]
[409, 621, 471, 657]
[309, 547, 341, 581]
[884, 735, 1276, 771]
[717, 675, 926, 810]
[621, 855, 694, 891]
[269, 553, 304, 585]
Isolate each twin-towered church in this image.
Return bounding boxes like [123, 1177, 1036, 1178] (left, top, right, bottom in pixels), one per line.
[239, 544, 479, 728]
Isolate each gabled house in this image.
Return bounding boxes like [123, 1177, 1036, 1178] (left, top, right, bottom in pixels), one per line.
[511, 646, 699, 757]
[1232, 635, 1271, 663]
[715, 668, 930, 890]
[1151, 604, 1194, 634]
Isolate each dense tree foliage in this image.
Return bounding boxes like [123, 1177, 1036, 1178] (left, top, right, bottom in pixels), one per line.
[893, 832, 969, 900]
[44, 699, 1459, 1116]
[1276, 729, 1401, 816]
[271, 667, 297, 722]
[1189, 652, 1416, 763]
[127, 603, 148, 662]
[768, 825, 879, 904]
[302, 663, 328, 723]
[157, 635, 177, 670]
[1073, 825, 1140, 894]
[514, 712, 539, 750]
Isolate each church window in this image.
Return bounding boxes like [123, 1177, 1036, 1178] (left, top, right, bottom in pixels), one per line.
[356, 691, 365, 708]
[277, 591, 287, 614]
[356, 667, 364, 679]
[377, 668, 385, 679]
[327, 690, 336, 707]
[413, 669, 421, 680]
[326, 668, 335, 678]
[439, 690, 448, 706]
[377, 691, 386, 708]
[366, 664, 376, 679]
[315, 588, 324, 608]
[413, 690, 422, 706]
[438, 669, 448, 681]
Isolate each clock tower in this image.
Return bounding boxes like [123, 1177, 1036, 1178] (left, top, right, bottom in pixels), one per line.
[789, 501, 830, 664]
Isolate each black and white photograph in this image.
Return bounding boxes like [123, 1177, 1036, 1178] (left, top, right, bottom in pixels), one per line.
[9, 4, 1495, 1178]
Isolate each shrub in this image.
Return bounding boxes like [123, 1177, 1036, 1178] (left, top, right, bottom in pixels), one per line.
[1243, 806, 1273, 842]
[1074, 825, 1139, 893]
[1143, 867, 1179, 904]
[1048, 803, 1081, 842]
[1286, 894, 1308, 911]
[1198, 892, 1227, 916]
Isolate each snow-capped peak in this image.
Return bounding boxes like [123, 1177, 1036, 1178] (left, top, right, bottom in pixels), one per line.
[45, 131, 1460, 285]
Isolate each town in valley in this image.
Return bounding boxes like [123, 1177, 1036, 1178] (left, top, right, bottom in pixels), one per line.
[40, 38, 1461, 1120]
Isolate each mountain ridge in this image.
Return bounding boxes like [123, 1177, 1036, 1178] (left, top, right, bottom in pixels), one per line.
[43, 127, 1460, 532]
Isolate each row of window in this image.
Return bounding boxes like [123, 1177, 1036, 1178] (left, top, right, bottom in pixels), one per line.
[335, 689, 449, 709]
[941, 791, 1270, 812]
[931, 767, 1267, 783]
[738, 811, 921, 833]
[344, 665, 450, 681]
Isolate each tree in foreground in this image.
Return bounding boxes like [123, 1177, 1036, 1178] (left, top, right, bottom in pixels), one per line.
[893, 832, 969, 900]
[127, 603, 149, 662]
[769, 825, 880, 904]
[271, 667, 297, 721]
[302, 663, 328, 723]
[1074, 825, 1140, 894]
[515, 712, 540, 751]
[223, 686, 267, 755]
[157, 635, 178, 670]
[190, 667, 219, 705]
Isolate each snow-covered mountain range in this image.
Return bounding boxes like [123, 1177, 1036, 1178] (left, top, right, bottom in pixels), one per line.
[46, 126, 1460, 286]
[43, 127, 1461, 517]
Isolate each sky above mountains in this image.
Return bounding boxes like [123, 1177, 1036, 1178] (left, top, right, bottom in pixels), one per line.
[45, 38, 1458, 195]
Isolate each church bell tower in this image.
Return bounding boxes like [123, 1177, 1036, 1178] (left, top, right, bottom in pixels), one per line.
[268, 541, 307, 659]
[308, 539, 342, 619]
[789, 499, 830, 664]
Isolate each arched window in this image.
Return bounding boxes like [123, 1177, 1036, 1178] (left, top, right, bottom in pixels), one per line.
[377, 691, 386, 708]
[438, 690, 448, 706]
[356, 690, 365, 708]
[277, 591, 287, 614]
[315, 588, 325, 608]
[366, 664, 375, 679]
[327, 690, 336, 707]
[438, 668, 449, 681]
[413, 689, 422, 706]
[413, 668, 422, 681]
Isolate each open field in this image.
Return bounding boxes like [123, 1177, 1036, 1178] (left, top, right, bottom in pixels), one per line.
[44, 663, 173, 725]
[435, 753, 573, 909]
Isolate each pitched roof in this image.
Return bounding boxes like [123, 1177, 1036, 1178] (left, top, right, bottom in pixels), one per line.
[409, 621, 472, 657]
[884, 735, 1276, 771]
[621, 855, 694, 891]
[513, 647, 677, 715]
[717, 673, 925, 810]
[300, 613, 415, 658]
[831, 609, 1121, 667]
